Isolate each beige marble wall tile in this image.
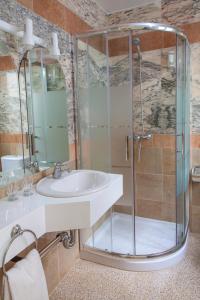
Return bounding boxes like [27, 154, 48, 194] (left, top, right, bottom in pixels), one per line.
[42, 245, 60, 295]
[190, 205, 200, 233]
[163, 148, 176, 175]
[136, 198, 176, 222]
[135, 173, 163, 202]
[162, 0, 200, 26]
[111, 166, 133, 207]
[191, 182, 200, 206]
[161, 202, 176, 222]
[107, 3, 161, 25]
[135, 147, 163, 174]
[192, 148, 200, 167]
[163, 175, 176, 203]
[58, 0, 106, 28]
[58, 234, 79, 280]
[136, 199, 162, 220]
[113, 204, 133, 215]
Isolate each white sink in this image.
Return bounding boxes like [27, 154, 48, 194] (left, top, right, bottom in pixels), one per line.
[0, 172, 123, 266]
[36, 170, 111, 198]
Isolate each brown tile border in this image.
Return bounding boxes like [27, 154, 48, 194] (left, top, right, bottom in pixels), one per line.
[0, 133, 23, 144]
[191, 134, 200, 148]
[0, 56, 16, 71]
[17, 0, 33, 10]
[17, 0, 92, 35]
[109, 22, 200, 57]
[181, 21, 200, 44]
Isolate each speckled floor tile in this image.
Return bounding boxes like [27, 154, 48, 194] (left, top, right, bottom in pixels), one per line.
[50, 233, 200, 300]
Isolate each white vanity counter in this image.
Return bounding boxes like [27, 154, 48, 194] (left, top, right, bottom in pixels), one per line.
[0, 173, 123, 266]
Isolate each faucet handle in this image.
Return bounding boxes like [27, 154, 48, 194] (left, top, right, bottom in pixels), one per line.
[57, 161, 71, 170]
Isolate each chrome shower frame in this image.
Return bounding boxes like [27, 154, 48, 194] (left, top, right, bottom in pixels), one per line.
[75, 22, 188, 41]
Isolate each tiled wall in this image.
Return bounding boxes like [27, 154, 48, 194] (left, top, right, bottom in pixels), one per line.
[58, 0, 106, 28]
[112, 134, 174, 222]
[39, 232, 79, 295]
[135, 134, 175, 222]
[107, 2, 162, 25]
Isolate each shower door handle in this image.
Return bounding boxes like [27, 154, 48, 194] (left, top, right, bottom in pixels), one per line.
[25, 132, 29, 149]
[125, 136, 129, 161]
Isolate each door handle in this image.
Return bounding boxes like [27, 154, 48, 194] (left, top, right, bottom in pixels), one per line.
[25, 132, 29, 149]
[125, 136, 129, 161]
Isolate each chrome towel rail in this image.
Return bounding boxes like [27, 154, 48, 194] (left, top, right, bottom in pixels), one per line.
[2, 225, 76, 275]
[1, 225, 76, 300]
[2, 224, 38, 275]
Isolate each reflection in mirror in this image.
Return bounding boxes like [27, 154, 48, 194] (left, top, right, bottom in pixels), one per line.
[19, 48, 69, 171]
[0, 30, 25, 186]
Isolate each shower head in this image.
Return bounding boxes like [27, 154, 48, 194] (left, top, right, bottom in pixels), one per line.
[133, 37, 142, 60]
[132, 37, 140, 46]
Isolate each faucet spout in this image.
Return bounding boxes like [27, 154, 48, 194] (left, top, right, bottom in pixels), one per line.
[52, 162, 71, 179]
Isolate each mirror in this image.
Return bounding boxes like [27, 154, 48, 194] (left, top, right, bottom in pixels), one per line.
[0, 30, 25, 184]
[19, 48, 70, 171]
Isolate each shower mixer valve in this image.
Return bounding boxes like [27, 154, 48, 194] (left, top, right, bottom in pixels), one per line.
[125, 133, 152, 161]
[133, 133, 152, 141]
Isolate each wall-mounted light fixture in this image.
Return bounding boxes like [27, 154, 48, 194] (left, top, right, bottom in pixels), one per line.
[0, 18, 58, 50]
[51, 32, 60, 57]
[22, 17, 35, 49]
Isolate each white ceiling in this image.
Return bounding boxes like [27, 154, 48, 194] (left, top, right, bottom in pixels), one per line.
[94, 0, 158, 14]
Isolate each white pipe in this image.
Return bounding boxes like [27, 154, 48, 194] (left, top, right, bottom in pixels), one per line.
[0, 19, 17, 35]
[0, 18, 45, 47]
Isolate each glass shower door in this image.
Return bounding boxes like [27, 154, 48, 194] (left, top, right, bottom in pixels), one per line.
[108, 32, 135, 255]
[77, 34, 113, 252]
[77, 32, 135, 254]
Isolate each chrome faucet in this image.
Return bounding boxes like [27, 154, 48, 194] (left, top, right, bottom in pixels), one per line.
[53, 162, 71, 179]
[133, 132, 152, 162]
[26, 160, 39, 173]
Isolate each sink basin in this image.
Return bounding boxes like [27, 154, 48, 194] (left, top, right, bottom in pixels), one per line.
[36, 170, 111, 198]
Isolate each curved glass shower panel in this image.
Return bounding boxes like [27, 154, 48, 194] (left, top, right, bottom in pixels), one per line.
[76, 35, 113, 251]
[176, 35, 190, 244]
[184, 43, 190, 233]
[76, 23, 190, 259]
[108, 32, 135, 255]
[76, 36, 111, 172]
[134, 31, 178, 255]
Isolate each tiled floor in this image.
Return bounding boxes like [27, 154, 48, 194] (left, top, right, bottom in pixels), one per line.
[50, 233, 200, 300]
[87, 213, 176, 255]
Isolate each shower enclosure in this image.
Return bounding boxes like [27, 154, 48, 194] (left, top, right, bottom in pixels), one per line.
[75, 23, 190, 270]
